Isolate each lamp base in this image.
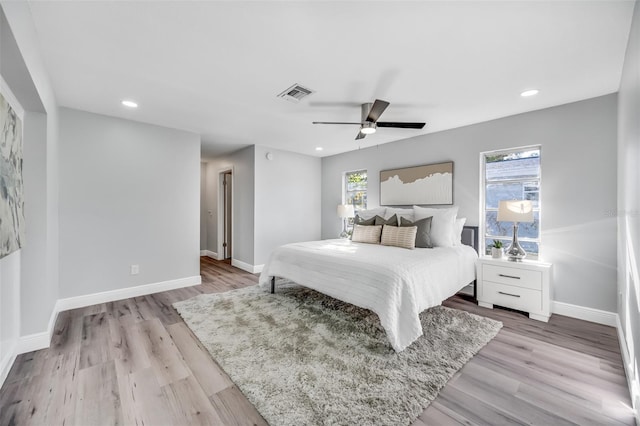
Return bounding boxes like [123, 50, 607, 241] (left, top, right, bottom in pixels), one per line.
[506, 223, 527, 262]
[340, 219, 350, 239]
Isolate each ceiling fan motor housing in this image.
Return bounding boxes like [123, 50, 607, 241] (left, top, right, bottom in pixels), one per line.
[361, 102, 374, 121]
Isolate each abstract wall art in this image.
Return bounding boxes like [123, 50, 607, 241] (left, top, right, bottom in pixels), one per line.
[0, 89, 25, 258]
[380, 161, 453, 206]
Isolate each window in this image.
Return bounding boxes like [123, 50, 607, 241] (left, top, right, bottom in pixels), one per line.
[344, 170, 367, 229]
[482, 147, 541, 257]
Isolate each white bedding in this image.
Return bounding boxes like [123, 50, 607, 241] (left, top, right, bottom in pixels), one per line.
[258, 239, 478, 352]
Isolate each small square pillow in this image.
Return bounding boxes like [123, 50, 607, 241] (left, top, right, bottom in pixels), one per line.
[413, 206, 459, 247]
[354, 215, 376, 226]
[400, 216, 433, 248]
[351, 224, 382, 244]
[375, 214, 398, 226]
[381, 225, 417, 250]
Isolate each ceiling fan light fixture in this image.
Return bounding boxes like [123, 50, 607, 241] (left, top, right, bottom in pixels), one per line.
[361, 122, 377, 134]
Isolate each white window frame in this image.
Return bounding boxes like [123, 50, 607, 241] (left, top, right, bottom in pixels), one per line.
[343, 169, 368, 210]
[480, 145, 542, 259]
[343, 169, 367, 232]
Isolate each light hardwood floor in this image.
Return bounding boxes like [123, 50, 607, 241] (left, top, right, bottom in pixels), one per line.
[0, 257, 635, 425]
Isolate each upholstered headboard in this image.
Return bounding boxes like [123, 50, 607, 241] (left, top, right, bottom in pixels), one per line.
[461, 226, 479, 253]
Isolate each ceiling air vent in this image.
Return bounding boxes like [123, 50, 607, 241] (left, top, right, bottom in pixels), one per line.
[277, 83, 314, 103]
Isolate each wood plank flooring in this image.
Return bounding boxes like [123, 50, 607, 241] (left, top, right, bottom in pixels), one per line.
[1, 257, 634, 425]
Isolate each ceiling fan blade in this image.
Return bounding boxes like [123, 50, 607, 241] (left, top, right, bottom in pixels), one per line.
[355, 131, 366, 140]
[376, 122, 426, 129]
[365, 99, 390, 122]
[312, 121, 361, 125]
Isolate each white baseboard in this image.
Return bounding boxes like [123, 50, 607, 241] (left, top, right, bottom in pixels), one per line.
[231, 259, 264, 274]
[200, 250, 218, 258]
[15, 331, 51, 355]
[552, 301, 617, 327]
[0, 342, 17, 388]
[56, 275, 202, 312]
[14, 275, 201, 356]
[616, 314, 640, 425]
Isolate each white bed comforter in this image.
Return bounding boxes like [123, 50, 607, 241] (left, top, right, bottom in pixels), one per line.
[258, 239, 478, 352]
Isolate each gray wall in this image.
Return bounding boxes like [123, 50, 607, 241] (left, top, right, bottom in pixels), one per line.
[20, 111, 51, 334]
[322, 94, 618, 312]
[254, 145, 322, 265]
[1, 2, 60, 343]
[229, 146, 256, 266]
[617, 0, 640, 414]
[59, 108, 201, 298]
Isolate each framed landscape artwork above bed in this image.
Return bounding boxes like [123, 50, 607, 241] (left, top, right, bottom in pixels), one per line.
[380, 161, 453, 206]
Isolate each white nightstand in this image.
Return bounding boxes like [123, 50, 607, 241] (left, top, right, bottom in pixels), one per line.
[476, 256, 552, 322]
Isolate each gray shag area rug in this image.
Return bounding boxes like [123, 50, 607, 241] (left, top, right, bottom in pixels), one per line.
[173, 284, 502, 426]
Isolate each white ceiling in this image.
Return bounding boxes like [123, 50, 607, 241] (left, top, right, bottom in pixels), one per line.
[26, 1, 635, 158]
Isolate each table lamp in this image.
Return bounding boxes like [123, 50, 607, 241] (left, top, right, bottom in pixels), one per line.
[337, 204, 355, 238]
[497, 200, 534, 261]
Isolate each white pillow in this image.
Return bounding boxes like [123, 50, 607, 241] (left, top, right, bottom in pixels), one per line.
[453, 217, 466, 245]
[413, 206, 459, 247]
[355, 207, 386, 220]
[351, 224, 382, 244]
[385, 207, 414, 222]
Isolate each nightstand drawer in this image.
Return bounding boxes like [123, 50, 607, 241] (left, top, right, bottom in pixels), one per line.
[482, 281, 542, 313]
[482, 264, 542, 290]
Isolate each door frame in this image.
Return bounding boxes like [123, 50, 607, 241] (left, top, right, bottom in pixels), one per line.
[216, 167, 234, 261]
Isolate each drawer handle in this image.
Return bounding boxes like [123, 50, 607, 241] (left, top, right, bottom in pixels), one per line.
[498, 273, 521, 280]
[498, 291, 521, 298]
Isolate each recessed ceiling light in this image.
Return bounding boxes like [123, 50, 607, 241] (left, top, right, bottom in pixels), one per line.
[121, 100, 138, 108]
[315, 147, 323, 151]
[520, 89, 539, 97]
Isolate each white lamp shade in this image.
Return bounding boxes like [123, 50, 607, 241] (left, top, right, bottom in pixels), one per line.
[337, 204, 355, 218]
[497, 200, 534, 223]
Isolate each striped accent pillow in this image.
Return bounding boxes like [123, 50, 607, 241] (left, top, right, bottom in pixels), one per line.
[351, 224, 382, 244]
[381, 225, 417, 249]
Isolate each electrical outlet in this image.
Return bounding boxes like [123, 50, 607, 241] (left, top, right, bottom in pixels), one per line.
[130, 264, 139, 275]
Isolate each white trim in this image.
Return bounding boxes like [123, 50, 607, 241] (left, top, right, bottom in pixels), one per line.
[200, 250, 218, 259]
[217, 167, 234, 261]
[15, 275, 200, 355]
[0, 74, 25, 119]
[0, 343, 17, 388]
[14, 296, 59, 355]
[551, 300, 617, 327]
[15, 330, 50, 354]
[616, 314, 640, 425]
[56, 275, 201, 312]
[231, 259, 263, 274]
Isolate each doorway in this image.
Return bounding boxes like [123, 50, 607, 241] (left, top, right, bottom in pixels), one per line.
[222, 170, 232, 259]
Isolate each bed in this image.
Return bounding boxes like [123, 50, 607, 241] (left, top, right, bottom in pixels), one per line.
[258, 226, 479, 352]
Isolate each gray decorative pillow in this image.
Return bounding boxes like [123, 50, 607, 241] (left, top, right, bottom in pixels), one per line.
[400, 216, 433, 248]
[374, 214, 398, 226]
[354, 215, 376, 226]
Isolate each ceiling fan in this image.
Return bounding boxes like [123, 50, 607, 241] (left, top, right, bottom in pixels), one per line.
[312, 99, 426, 140]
